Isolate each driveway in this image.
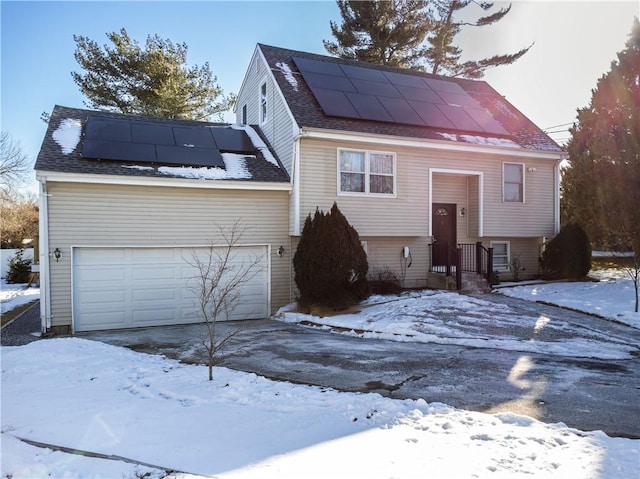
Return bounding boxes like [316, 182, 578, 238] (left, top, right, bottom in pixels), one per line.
[4, 294, 640, 438]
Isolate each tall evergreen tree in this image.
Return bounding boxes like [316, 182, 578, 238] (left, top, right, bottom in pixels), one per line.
[427, 1, 531, 78]
[323, 0, 432, 68]
[561, 18, 640, 255]
[324, 0, 530, 78]
[72, 28, 235, 120]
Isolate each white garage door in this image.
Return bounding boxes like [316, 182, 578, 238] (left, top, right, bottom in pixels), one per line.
[73, 246, 269, 332]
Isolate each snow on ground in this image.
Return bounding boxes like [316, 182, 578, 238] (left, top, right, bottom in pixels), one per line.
[1, 280, 39, 315]
[497, 268, 639, 328]
[2, 338, 638, 479]
[277, 290, 636, 360]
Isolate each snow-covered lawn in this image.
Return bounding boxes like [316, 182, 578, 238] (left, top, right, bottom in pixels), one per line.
[0, 279, 39, 315]
[2, 269, 639, 477]
[2, 338, 638, 479]
[496, 269, 639, 328]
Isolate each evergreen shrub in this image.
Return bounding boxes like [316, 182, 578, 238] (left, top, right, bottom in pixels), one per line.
[539, 222, 591, 280]
[293, 203, 368, 311]
[6, 249, 32, 284]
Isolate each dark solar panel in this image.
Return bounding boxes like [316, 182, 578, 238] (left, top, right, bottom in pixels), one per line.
[85, 117, 131, 142]
[131, 122, 175, 145]
[351, 78, 402, 98]
[302, 71, 356, 92]
[437, 104, 483, 132]
[423, 78, 466, 95]
[309, 87, 360, 118]
[397, 85, 443, 103]
[172, 126, 216, 148]
[409, 101, 456, 129]
[156, 145, 224, 168]
[345, 92, 393, 122]
[340, 64, 389, 82]
[437, 92, 482, 109]
[382, 71, 429, 89]
[377, 97, 425, 126]
[82, 139, 156, 162]
[210, 128, 254, 153]
[293, 56, 345, 77]
[464, 108, 510, 135]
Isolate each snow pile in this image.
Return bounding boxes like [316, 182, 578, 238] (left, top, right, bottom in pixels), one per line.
[276, 62, 298, 91]
[278, 290, 636, 359]
[497, 269, 639, 327]
[2, 338, 637, 478]
[157, 153, 252, 180]
[122, 165, 154, 171]
[1, 280, 39, 315]
[52, 118, 82, 154]
[230, 124, 279, 167]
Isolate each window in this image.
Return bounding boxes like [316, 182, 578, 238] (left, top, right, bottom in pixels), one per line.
[260, 82, 267, 123]
[491, 241, 510, 271]
[241, 104, 247, 124]
[503, 163, 524, 202]
[339, 149, 395, 196]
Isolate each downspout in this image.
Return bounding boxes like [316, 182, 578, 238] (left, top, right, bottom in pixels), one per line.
[38, 176, 52, 332]
[554, 159, 562, 235]
[289, 131, 303, 303]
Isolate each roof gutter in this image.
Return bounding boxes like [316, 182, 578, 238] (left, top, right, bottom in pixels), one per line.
[300, 128, 567, 161]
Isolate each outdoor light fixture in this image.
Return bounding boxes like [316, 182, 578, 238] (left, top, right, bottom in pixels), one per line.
[459, 207, 467, 217]
[53, 248, 62, 262]
[277, 246, 285, 257]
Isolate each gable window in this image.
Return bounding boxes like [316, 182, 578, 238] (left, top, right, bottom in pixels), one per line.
[503, 162, 524, 202]
[260, 82, 267, 123]
[241, 104, 247, 124]
[491, 241, 510, 271]
[339, 149, 395, 196]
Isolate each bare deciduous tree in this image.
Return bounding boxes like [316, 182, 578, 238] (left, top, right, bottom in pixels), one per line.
[1, 132, 31, 195]
[187, 222, 262, 380]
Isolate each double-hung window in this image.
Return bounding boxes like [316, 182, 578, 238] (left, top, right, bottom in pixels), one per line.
[259, 82, 267, 123]
[339, 149, 395, 196]
[503, 162, 524, 202]
[491, 241, 510, 271]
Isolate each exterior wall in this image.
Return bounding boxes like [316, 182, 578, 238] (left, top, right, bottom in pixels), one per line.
[235, 50, 297, 176]
[484, 236, 545, 282]
[45, 182, 290, 330]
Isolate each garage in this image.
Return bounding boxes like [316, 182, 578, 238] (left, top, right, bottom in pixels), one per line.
[72, 246, 269, 332]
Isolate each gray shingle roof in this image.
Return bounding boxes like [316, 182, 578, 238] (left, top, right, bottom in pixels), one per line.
[259, 44, 563, 153]
[35, 105, 290, 183]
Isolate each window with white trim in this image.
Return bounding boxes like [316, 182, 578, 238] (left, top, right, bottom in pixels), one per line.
[490, 241, 510, 271]
[259, 82, 267, 123]
[338, 149, 395, 196]
[503, 162, 524, 202]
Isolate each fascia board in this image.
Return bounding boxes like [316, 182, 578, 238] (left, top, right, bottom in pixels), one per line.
[35, 170, 292, 192]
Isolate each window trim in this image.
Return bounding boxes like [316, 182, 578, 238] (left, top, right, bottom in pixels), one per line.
[490, 240, 510, 272]
[337, 148, 397, 198]
[502, 162, 525, 203]
[259, 81, 267, 124]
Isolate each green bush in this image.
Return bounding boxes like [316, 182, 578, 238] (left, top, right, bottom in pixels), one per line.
[540, 223, 591, 280]
[293, 203, 368, 310]
[6, 249, 32, 284]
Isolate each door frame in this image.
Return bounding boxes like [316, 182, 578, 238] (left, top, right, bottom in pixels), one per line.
[428, 168, 484, 238]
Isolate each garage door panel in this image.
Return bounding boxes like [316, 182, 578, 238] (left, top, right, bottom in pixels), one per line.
[73, 246, 269, 332]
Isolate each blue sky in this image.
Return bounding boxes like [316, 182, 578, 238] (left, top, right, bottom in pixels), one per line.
[1, 1, 638, 192]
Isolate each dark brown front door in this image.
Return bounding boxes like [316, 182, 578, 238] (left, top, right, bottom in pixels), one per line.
[432, 203, 456, 267]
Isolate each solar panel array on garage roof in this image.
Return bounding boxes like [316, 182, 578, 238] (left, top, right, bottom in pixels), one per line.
[291, 56, 510, 136]
[81, 116, 255, 168]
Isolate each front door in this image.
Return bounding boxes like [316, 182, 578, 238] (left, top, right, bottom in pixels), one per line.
[432, 203, 456, 267]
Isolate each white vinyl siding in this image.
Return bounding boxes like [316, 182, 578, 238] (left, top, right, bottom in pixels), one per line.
[45, 182, 290, 330]
[503, 162, 525, 202]
[338, 149, 395, 196]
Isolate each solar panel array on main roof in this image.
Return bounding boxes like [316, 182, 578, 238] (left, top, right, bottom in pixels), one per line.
[81, 116, 255, 168]
[291, 56, 510, 136]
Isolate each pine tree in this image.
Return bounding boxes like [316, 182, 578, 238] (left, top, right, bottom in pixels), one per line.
[427, 1, 531, 78]
[72, 28, 235, 120]
[561, 18, 640, 255]
[323, 0, 432, 69]
[323, 0, 530, 78]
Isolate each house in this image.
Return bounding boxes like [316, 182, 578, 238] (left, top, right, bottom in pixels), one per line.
[35, 44, 564, 334]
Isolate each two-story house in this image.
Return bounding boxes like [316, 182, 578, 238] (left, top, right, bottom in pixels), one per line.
[35, 44, 564, 334]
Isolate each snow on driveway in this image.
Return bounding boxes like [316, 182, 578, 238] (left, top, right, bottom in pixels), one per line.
[2, 338, 638, 478]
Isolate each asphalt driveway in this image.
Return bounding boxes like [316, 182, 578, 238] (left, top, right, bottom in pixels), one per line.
[4, 294, 640, 438]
